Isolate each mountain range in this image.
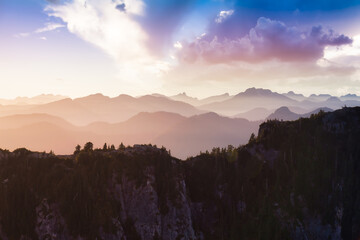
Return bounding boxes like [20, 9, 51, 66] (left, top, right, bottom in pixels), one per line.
[0, 94, 202, 125]
[0, 106, 334, 158]
[0, 88, 359, 157]
[0, 112, 259, 159]
[0, 94, 67, 105]
[0, 88, 359, 124]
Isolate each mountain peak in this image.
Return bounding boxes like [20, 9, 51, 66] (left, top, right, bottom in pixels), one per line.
[74, 93, 110, 103]
[235, 88, 283, 98]
[80, 93, 109, 100]
[190, 112, 221, 121]
[285, 91, 304, 96]
[342, 93, 357, 97]
[200, 111, 220, 118]
[89, 93, 107, 98]
[169, 92, 199, 105]
[274, 106, 292, 114]
[199, 93, 231, 105]
[326, 96, 341, 102]
[242, 88, 274, 96]
[266, 106, 300, 121]
[173, 92, 189, 97]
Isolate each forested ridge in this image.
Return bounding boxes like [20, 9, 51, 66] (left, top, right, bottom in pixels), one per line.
[0, 107, 359, 240]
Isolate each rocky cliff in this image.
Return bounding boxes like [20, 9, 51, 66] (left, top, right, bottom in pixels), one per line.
[0, 107, 359, 240]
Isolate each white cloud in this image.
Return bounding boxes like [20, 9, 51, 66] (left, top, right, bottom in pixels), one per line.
[45, 0, 169, 88]
[320, 34, 360, 81]
[323, 34, 360, 61]
[14, 22, 65, 39]
[174, 41, 183, 49]
[215, 10, 234, 23]
[14, 32, 30, 38]
[35, 22, 66, 33]
[111, 0, 144, 15]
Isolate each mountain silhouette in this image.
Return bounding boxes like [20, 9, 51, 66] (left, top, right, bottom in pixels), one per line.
[267, 106, 333, 121]
[200, 88, 297, 116]
[0, 112, 259, 159]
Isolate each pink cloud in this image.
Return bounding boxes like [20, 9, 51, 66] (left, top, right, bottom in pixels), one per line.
[178, 17, 352, 64]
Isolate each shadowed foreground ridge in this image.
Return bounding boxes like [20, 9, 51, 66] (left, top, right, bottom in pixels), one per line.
[0, 107, 359, 240]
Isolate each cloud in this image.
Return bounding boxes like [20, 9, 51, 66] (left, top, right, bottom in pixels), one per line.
[177, 17, 353, 64]
[173, 41, 183, 49]
[45, 0, 169, 87]
[310, 26, 352, 46]
[215, 10, 234, 23]
[35, 22, 66, 33]
[321, 34, 360, 82]
[115, 3, 126, 12]
[14, 22, 65, 38]
[39, 0, 358, 97]
[14, 32, 30, 38]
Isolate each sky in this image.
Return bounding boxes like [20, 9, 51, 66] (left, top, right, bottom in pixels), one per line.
[1, 0, 360, 99]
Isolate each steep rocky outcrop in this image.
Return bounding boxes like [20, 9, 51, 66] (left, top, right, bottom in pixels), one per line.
[35, 199, 69, 240]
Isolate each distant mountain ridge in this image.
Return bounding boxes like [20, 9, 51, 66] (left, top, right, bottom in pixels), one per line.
[0, 89, 359, 124]
[199, 88, 360, 117]
[233, 108, 272, 121]
[168, 92, 232, 106]
[267, 106, 333, 121]
[283, 91, 306, 101]
[0, 94, 67, 105]
[0, 112, 259, 159]
[0, 92, 283, 158]
[199, 88, 297, 116]
[0, 94, 203, 125]
[236, 87, 290, 99]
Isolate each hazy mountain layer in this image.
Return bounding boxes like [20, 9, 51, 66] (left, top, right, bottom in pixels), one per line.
[0, 94, 67, 105]
[267, 106, 333, 121]
[0, 88, 359, 125]
[200, 88, 360, 116]
[199, 88, 298, 115]
[169, 92, 232, 106]
[233, 107, 272, 121]
[0, 94, 202, 125]
[0, 112, 259, 159]
[0, 107, 336, 159]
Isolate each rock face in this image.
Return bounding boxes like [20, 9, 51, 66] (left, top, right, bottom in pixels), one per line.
[0, 107, 359, 239]
[108, 168, 195, 240]
[35, 199, 69, 240]
[112, 171, 162, 239]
